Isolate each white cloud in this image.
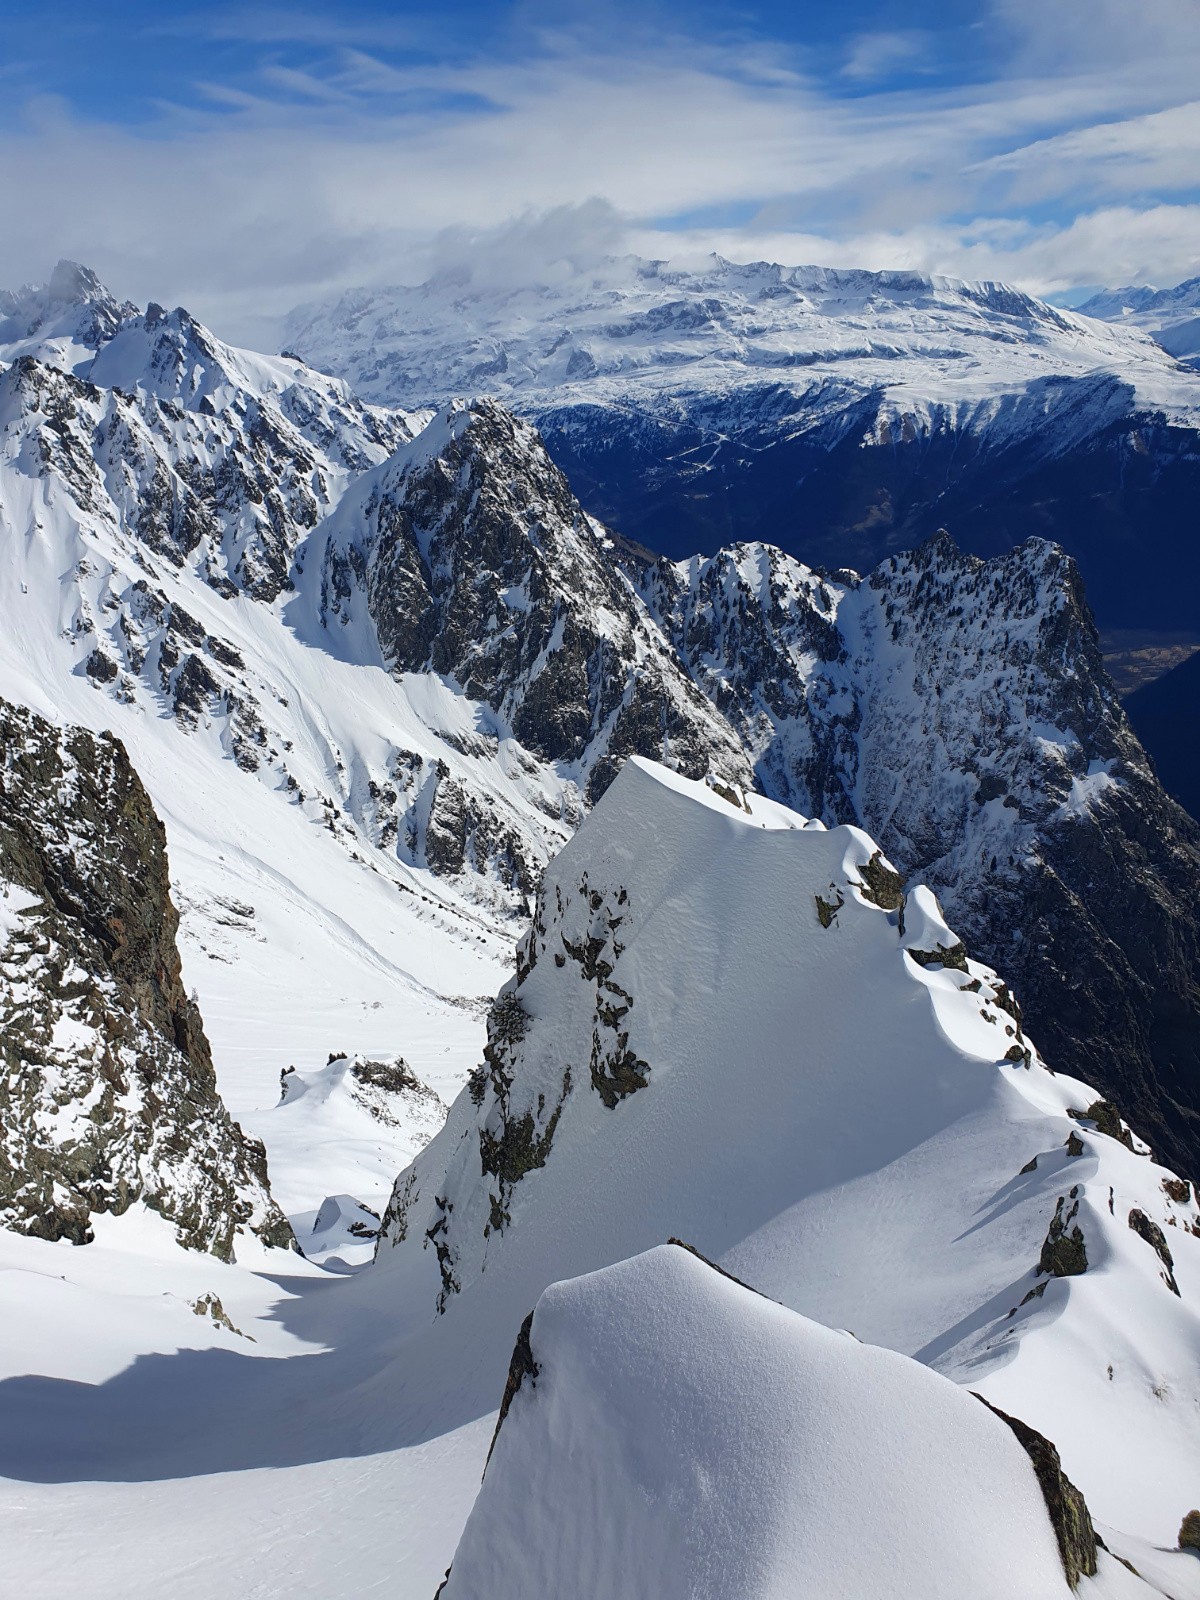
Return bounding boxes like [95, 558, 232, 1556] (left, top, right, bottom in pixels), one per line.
[0, 3, 1195, 342]
[841, 32, 929, 83]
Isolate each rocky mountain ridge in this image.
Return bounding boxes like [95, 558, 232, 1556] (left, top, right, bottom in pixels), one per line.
[0, 696, 293, 1257]
[376, 758, 1200, 1553]
[3, 259, 1198, 1186]
[635, 532, 1200, 1175]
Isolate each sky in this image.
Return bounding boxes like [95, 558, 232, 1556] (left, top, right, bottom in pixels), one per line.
[0, 0, 1197, 343]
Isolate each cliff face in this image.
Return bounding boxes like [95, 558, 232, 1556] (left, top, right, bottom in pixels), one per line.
[638, 533, 1200, 1176]
[0, 698, 293, 1258]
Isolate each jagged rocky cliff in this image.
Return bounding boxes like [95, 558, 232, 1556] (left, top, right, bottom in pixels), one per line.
[0, 697, 293, 1257]
[312, 398, 750, 801]
[636, 533, 1200, 1176]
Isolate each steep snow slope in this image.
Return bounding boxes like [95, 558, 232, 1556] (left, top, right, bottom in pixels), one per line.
[442, 1245, 1109, 1600]
[2, 758, 1199, 1597]
[0, 274, 528, 1231]
[284, 254, 1200, 631]
[377, 759, 1200, 1548]
[637, 532, 1200, 1177]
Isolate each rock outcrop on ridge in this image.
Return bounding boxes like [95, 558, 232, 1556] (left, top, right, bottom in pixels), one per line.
[635, 531, 1200, 1177]
[0, 696, 294, 1258]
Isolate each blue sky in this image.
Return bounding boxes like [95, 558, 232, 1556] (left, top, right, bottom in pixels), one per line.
[1, 0, 1197, 338]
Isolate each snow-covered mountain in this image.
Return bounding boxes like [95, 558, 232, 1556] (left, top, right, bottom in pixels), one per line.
[375, 759, 1200, 1562]
[1080, 276, 1200, 365]
[283, 253, 1200, 633]
[635, 532, 1200, 1177]
[0, 264, 751, 1245]
[6, 758, 1199, 1597]
[3, 259, 1198, 1188]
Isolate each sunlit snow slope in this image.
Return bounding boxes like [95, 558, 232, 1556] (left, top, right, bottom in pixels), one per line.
[2, 758, 1199, 1598]
[377, 759, 1200, 1552]
[443, 1245, 1099, 1600]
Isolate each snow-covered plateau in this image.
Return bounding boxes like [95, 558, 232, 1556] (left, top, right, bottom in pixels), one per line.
[1, 258, 1199, 1596]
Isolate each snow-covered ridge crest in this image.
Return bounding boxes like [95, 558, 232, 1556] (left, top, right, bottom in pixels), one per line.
[377, 756, 1200, 1547]
[637, 528, 1200, 1178]
[442, 1243, 1104, 1599]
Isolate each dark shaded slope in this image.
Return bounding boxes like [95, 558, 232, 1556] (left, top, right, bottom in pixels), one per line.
[1125, 649, 1200, 823]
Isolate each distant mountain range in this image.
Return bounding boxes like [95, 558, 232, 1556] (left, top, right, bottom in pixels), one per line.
[1079, 276, 1200, 365]
[284, 255, 1200, 635]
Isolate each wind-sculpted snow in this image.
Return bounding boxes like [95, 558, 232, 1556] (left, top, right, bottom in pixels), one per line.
[0, 698, 292, 1258]
[637, 532, 1200, 1178]
[378, 759, 1200, 1546]
[441, 1245, 1091, 1600]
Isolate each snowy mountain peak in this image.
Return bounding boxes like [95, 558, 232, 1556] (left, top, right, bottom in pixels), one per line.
[444, 1242, 1103, 1599]
[311, 395, 751, 797]
[377, 754, 1200, 1548]
[0, 259, 139, 374]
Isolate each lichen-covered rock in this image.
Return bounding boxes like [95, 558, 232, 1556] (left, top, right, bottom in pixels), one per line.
[0, 697, 293, 1258]
[1128, 1208, 1180, 1294]
[1039, 1192, 1088, 1278]
[974, 1396, 1098, 1587]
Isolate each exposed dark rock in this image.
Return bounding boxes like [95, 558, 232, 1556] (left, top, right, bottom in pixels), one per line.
[0, 697, 294, 1258]
[1128, 1208, 1181, 1294]
[815, 890, 843, 928]
[485, 1308, 539, 1470]
[1039, 1194, 1088, 1278]
[907, 940, 969, 972]
[1068, 1100, 1137, 1152]
[973, 1395, 1098, 1587]
[351, 1056, 422, 1094]
[855, 851, 904, 910]
[1180, 1509, 1200, 1550]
